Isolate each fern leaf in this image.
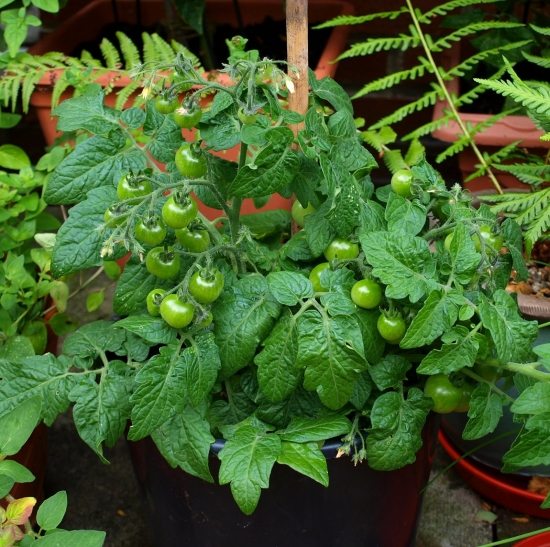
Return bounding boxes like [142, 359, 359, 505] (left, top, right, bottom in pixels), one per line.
[80, 50, 102, 67]
[99, 38, 121, 69]
[383, 149, 408, 173]
[530, 24, 550, 36]
[9, 75, 21, 112]
[361, 127, 397, 153]
[474, 77, 550, 114]
[522, 51, 550, 70]
[404, 139, 425, 166]
[142, 32, 160, 64]
[338, 35, 419, 61]
[21, 72, 41, 112]
[51, 75, 74, 108]
[170, 41, 202, 71]
[493, 163, 550, 186]
[436, 135, 472, 163]
[315, 8, 407, 29]
[403, 114, 454, 141]
[432, 22, 524, 53]
[353, 63, 428, 98]
[114, 80, 141, 111]
[369, 88, 442, 130]
[150, 33, 177, 64]
[115, 31, 141, 70]
[422, 0, 505, 21]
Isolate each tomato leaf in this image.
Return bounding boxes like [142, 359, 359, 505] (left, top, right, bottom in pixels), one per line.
[360, 231, 439, 303]
[213, 274, 281, 378]
[385, 193, 426, 236]
[366, 388, 431, 470]
[277, 441, 329, 486]
[369, 355, 411, 391]
[502, 429, 550, 473]
[280, 415, 351, 443]
[267, 271, 313, 306]
[69, 361, 132, 462]
[0, 397, 41, 456]
[479, 290, 539, 363]
[114, 315, 176, 345]
[152, 404, 215, 483]
[184, 333, 221, 408]
[463, 384, 504, 440]
[255, 312, 300, 403]
[296, 310, 367, 410]
[218, 420, 281, 515]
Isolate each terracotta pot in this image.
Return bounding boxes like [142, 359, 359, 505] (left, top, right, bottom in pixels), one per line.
[431, 44, 549, 192]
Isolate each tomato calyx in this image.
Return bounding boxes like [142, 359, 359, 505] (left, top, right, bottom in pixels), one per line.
[146, 288, 166, 316]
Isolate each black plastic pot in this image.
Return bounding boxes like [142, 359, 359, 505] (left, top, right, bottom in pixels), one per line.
[129, 416, 438, 547]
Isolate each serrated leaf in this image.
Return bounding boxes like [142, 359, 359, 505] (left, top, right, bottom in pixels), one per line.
[51, 186, 117, 277]
[213, 274, 281, 378]
[400, 291, 461, 349]
[280, 415, 351, 443]
[266, 271, 313, 306]
[418, 331, 479, 375]
[369, 355, 411, 391]
[218, 421, 281, 515]
[502, 429, 550, 473]
[277, 441, 328, 486]
[463, 384, 504, 440]
[114, 315, 176, 345]
[511, 383, 550, 416]
[255, 312, 300, 403]
[385, 193, 426, 236]
[360, 231, 438, 303]
[296, 310, 367, 410]
[366, 388, 431, 471]
[152, 404, 214, 483]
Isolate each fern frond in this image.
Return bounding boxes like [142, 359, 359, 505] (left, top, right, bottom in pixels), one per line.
[474, 77, 550, 114]
[404, 139, 425, 165]
[361, 127, 398, 153]
[493, 163, 550, 186]
[353, 63, 428, 98]
[436, 134, 472, 163]
[524, 199, 550, 247]
[51, 76, 73, 108]
[432, 22, 524, 53]
[422, 0, 505, 21]
[522, 51, 550, 70]
[443, 41, 531, 80]
[21, 72, 41, 112]
[150, 33, 177, 64]
[99, 38, 121, 69]
[114, 80, 141, 111]
[170, 41, 202, 71]
[315, 8, 407, 29]
[142, 33, 160, 64]
[337, 35, 419, 61]
[383, 149, 408, 173]
[10, 76, 21, 112]
[369, 88, 442, 130]
[464, 140, 520, 182]
[530, 24, 550, 36]
[116, 31, 141, 70]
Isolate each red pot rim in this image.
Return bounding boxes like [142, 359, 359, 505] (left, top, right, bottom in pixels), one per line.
[514, 531, 550, 547]
[438, 430, 550, 519]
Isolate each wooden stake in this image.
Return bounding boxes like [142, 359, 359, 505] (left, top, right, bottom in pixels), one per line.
[286, 0, 308, 133]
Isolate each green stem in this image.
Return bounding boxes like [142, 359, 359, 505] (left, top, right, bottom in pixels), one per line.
[478, 526, 550, 547]
[228, 143, 248, 244]
[405, 0, 503, 194]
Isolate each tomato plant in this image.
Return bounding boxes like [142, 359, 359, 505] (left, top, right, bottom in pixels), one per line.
[162, 194, 198, 229]
[145, 246, 180, 279]
[188, 269, 224, 304]
[351, 279, 382, 309]
[154, 96, 179, 114]
[175, 143, 207, 179]
[34, 44, 549, 520]
[237, 107, 257, 125]
[473, 225, 504, 252]
[160, 295, 195, 328]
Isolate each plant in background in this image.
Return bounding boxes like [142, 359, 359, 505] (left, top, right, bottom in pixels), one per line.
[318, 0, 548, 194]
[1, 46, 549, 516]
[0, 398, 105, 546]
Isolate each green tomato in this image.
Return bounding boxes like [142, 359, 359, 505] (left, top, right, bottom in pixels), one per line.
[175, 143, 207, 179]
[116, 174, 152, 200]
[291, 200, 315, 227]
[376, 313, 406, 344]
[188, 269, 224, 304]
[146, 288, 166, 316]
[444, 232, 454, 252]
[351, 279, 383, 309]
[324, 239, 360, 261]
[145, 246, 180, 279]
[160, 295, 195, 329]
[162, 195, 198, 229]
[237, 107, 257, 125]
[309, 262, 330, 292]
[390, 169, 413, 198]
[195, 311, 214, 329]
[135, 215, 167, 246]
[454, 382, 475, 413]
[104, 205, 128, 227]
[154, 96, 179, 114]
[473, 225, 503, 252]
[423, 374, 463, 414]
[175, 226, 210, 252]
[173, 105, 202, 129]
